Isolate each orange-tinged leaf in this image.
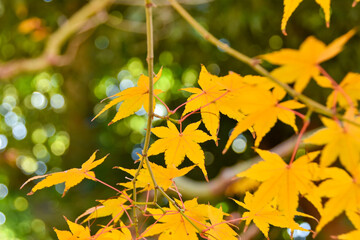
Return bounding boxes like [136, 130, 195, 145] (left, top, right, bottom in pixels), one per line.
[261, 29, 355, 92]
[304, 114, 360, 174]
[238, 150, 322, 218]
[233, 192, 304, 238]
[54, 217, 91, 240]
[224, 88, 304, 150]
[117, 162, 194, 191]
[143, 198, 209, 240]
[93, 69, 163, 124]
[21, 151, 107, 197]
[281, 0, 331, 35]
[316, 167, 360, 233]
[206, 206, 238, 240]
[326, 72, 360, 108]
[148, 121, 211, 180]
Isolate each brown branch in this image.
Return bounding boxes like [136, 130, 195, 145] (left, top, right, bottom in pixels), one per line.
[173, 130, 318, 199]
[0, 0, 114, 80]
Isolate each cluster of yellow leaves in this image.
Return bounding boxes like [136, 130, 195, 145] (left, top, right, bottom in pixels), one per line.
[281, 0, 358, 34]
[143, 198, 238, 240]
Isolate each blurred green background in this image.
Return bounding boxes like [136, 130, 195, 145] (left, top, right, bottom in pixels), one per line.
[0, 0, 359, 239]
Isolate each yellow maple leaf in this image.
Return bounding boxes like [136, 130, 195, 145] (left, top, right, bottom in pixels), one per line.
[21, 151, 108, 197]
[316, 166, 360, 233]
[117, 161, 194, 191]
[238, 150, 322, 218]
[281, 0, 330, 35]
[93, 69, 163, 124]
[260, 29, 356, 92]
[224, 87, 304, 150]
[326, 72, 360, 108]
[94, 223, 132, 240]
[143, 198, 209, 240]
[304, 113, 360, 174]
[182, 65, 229, 140]
[233, 192, 305, 238]
[148, 121, 212, 180]
[77, 193, 131, 223]
[54, 217, 91, 240]
[206, 206, 238, 240]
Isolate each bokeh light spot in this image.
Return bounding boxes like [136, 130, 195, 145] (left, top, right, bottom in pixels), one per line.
[131, 147, 142, 161]
[4, 111, 18, 127]
[0, 134, 8, 150]
[50, 94, 65, 109]
[269, 35, 283, 50]
[95, 36, 110, 50]
[0, 184, 8, 199]
[35, 161, 47, 175]
[31, 92, 47, 109]
[12, 123, 27, 140]
[32, 128, 47, 144]
[51, 141, 66, 156]
[17, 156, 38, 175]
[0, 212, 5, 225]
[120, 79, 134, 91]
[231, 134, 247, 154]
[14, 197, 28, 211]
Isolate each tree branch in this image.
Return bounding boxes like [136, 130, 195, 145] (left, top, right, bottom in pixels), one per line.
[0, 0, 114, 80]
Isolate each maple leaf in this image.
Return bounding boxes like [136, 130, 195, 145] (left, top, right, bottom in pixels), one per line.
[117, 161, 194, 191]
[54, 217, 91, 240]
[304, 113, 360, 174]
[281, 0, 330, 35]
[94, 223, 132, 240]
[260, 29, 356, 92]
[223, 87, 304, 151]
[92, 68, 163, 124]
[21, 151, 108, 197]
[233, 192, 304, 238]
[238, 150, 322, 218]
[315, 166, 360, 233]
[205, 206, 238, 240]
[77, 193, 131, 223]
[147, 121, 212, 180]
[326, 72, 360, 108]
[143, 198, 209, 240]
[182, 65, 229, 140]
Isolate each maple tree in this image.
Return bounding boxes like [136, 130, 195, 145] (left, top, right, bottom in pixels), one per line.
[18, 0, 360, 239]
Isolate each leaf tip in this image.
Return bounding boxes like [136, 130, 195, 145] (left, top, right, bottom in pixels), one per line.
[326, 21, 330, 28]
[352, 0, 358, 7]
[27, 192, 34, 196]
[282, 29, 287, 36]
[222, 147, 228, 155]
[108, 121, 114, 126]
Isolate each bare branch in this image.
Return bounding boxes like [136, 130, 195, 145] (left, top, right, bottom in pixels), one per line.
[0, 0, 114, 80]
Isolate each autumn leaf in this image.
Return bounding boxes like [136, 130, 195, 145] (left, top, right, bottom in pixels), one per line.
[77, 193, 131, 223]
[281, 0, 330, 35]
[238, 150, 322, 218]
[315, 166, 360, 233]
[21, 151, 108, 197]
[260, 29, 356, 92]
[233, 192, 305, 238]
[54, 217, 91, 240]
[205, 206, 238, 240]
[223, 87, 304, 151]
[304, 113, 360, 174]
[143, 198, 209, 240]
[326, 72, 360, 108]
[182, 65, 228, 140]
[117, 161, 194, 191]
[94, 224, 132, 240]
[93, 68, 163, 125]
[148, 121, 212, 181]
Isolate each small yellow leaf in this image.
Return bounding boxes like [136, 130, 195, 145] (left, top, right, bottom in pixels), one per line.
[148, 121, 211, 180]
[21, 151, 108, 197]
